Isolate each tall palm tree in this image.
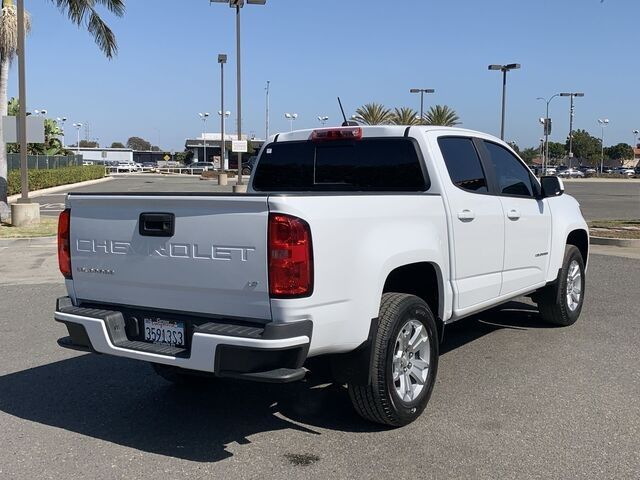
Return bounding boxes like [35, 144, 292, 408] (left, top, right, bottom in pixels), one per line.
[423, 105, 461, 127]
[0, 0, 124, 219]
[353, 103, 393, 126]
[391, 107, 421, 126]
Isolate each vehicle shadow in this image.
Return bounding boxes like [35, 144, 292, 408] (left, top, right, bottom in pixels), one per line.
[0, 300, 552, 463]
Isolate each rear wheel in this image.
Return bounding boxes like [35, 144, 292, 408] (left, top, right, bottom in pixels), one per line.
[348, 293, 438, 427]
[536, 245, 585, 326]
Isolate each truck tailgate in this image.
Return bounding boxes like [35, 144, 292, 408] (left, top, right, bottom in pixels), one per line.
[67, 194, 271, 320]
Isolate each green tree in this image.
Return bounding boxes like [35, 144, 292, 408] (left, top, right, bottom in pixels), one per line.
[391, 107, 421, 126]
[566, 129, 600, 164]
[79, 139, 99, 148]
[126, 136, 151, 151]
[110, 141, 125, 148]
[547, 141, 566, 162]
[353, 103, 393, 125]
[604, 143, 633, 165]
[0, 0, 124, 219]
[520, 147, 538, 164]
[423, 105, 461, 126]
[508, 141, 520, 154]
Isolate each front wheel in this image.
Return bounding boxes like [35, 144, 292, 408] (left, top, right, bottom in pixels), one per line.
[348, 293, 439, 427]
[536, 245, 585, 326]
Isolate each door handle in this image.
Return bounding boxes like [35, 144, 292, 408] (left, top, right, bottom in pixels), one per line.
[139, 212, 175, 237]
[507, 209, 521, 220]
[457, 209, 475, 221]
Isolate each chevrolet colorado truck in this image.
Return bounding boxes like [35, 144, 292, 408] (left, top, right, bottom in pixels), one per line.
[54, 126, 588, 426]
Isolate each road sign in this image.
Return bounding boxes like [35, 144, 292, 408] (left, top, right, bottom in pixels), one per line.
[232, 140, 248, 153]
[163, 154, 171, 161]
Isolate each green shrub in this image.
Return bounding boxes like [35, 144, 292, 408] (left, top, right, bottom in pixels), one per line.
[7, 166, 105, 196]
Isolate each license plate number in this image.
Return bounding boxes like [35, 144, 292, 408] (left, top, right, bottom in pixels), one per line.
[143, 318, 185, 347]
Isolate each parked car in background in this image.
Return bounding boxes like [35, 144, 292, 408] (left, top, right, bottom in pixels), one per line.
[557, 168, 585, 178]
[142, 162, 157, 171]
[241, 156, 258, 176]
[614, 167, 635, 176]
[185, 162, 215, 175]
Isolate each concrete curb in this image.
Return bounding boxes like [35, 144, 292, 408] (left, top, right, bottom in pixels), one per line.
[591, 236, 640, 248]
[0, 235, 56, 247]
[7, 176, 113, 203]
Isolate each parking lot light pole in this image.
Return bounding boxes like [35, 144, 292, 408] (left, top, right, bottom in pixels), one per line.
[218, 54, 227, 170]
[488, 64, 520, 140]
[409, 88, 435, 123]
[597, 119, 609, 173]
[560, 92, 585, 168]
[317, 116, 328, 126]
[218, 110, 231, 169]
[199, 113, 210, 162]
[72, 123, 83, 154]
[633, 130, 639, 161]
[210, 0, 266, 186]
[285, 113, 298, 131]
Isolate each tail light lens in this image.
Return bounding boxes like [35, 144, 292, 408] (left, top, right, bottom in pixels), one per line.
[268, 213, 313, 297]
[58, 209, 72, 279]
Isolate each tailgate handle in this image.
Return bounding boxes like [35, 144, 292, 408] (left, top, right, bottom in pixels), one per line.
[139, 213, 175, 237]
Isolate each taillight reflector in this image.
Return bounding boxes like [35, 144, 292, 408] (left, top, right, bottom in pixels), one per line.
[310, 127, 362, 142]
[58, 209, 72, 279]
[268, 213, 313, 297]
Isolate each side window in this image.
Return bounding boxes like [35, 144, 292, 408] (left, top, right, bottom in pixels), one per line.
[483, 141, 535, 197]
[438, 137, 488, 193]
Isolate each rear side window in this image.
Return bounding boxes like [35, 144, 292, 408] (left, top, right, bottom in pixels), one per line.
[483, 141, 535, 197]
[438, 137, 488, 193]
[253, 138, 427, 191]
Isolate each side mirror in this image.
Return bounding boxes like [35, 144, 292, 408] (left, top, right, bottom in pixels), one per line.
[540, 176, 564, 198]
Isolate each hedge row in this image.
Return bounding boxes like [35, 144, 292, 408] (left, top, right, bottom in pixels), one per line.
[7, 166, 106, 196]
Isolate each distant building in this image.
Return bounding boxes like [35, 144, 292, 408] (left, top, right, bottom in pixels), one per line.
[184, 133, 264, 168]
[73, 147, 133, 164]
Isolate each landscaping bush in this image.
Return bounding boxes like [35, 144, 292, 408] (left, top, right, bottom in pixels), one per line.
[7, 166, 105, 196]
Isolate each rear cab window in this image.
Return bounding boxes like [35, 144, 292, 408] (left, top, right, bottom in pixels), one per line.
[252, 138, 429, 192]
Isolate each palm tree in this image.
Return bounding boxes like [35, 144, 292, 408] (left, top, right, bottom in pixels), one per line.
[353, 103, 393, 126]
[423, 105, 461, 127]
[391, 107, 421, 126]
[0, 0, 124, 219]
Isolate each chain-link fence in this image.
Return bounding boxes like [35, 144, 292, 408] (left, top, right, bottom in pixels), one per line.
[7, 154, 81, 171]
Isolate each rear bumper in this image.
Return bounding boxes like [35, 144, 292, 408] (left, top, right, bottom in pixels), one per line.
[54, 297, 311, 382]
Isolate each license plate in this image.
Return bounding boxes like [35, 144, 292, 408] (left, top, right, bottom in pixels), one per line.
[143, 318, 185, 347]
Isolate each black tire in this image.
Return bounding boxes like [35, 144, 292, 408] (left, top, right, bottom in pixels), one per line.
[151, 363, 211, 386]
[242, 167, 251, 176]
[536, 245, 585, 326]
[348, 293, 439, 427]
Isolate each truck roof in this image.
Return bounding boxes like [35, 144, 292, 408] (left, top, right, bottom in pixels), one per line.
[271, 125, 489, 143]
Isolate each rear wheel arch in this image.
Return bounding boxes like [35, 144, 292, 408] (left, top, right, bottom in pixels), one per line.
[382, 262, 444, 339]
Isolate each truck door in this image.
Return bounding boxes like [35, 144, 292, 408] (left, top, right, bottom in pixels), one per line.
[480, 140, 552, 295]
[437, 136, 505, 311]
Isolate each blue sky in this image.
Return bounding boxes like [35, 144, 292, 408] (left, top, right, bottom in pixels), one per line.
[11, 0, 640, 151]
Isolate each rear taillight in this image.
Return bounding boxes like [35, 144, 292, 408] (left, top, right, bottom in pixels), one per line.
[268, 213, 313, 297]
[58, 209, 72, 279]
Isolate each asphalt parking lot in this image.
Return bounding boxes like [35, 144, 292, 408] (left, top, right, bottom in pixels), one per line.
[1, 175, 638, 479]
[0, 243, 638, 479]
[31, 174, 640, 220]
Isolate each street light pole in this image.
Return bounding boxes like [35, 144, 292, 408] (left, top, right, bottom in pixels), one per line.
[265, 80, 270, 140]
[598, 119, 609, 173]
[409, 88, 435, 123]
[488, 63, 521, 140]
[199, 113, 210, 162]
[218, 110, 230, 169]
[210, 0, 267, 187]
[285, 113, 298, 131]
[57, 117, 67, 147]
[632, 130, 639, 163]
[218, 54, 227, 170]
[560, 92, 584, 168]
[537, 94, 560, 172]
[317, 116, 328, 126]
[17, 0, 29, 203]
[72, 123, 83, 154]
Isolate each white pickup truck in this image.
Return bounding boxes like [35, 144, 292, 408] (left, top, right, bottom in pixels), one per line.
[55, 126, 588, 426]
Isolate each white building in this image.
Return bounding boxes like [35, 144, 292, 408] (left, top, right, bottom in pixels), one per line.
[73, 147, 134, 164]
